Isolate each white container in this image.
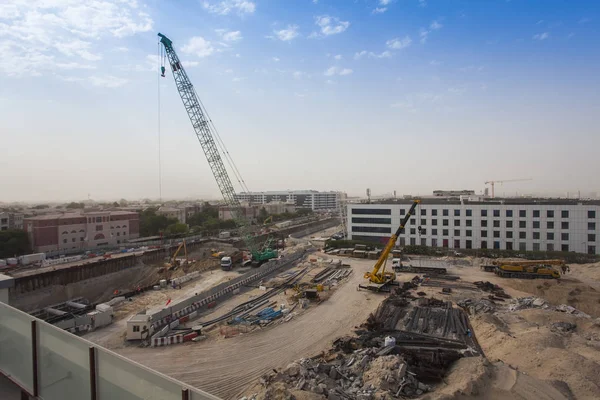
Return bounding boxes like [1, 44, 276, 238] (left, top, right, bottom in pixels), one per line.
[159, 279, 167, 288]
[7, 258, 17, 266]
[0, 260, 6, 267]
[384, 336, 396, 347]
[218, 231, 231, 239]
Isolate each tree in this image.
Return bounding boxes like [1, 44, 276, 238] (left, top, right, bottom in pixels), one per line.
[165, 223, 189, 235]
[32, 204, 50, 209]
[112, 202, 119, 207]
[0, 230, 30, 258]
[65, 202, 85, 209]
[139, 208, 178, 236]
[119, 198, 128, 207]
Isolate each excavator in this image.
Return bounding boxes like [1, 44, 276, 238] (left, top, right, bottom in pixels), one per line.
[166, 240, 188, 270]
[359, 200, 421, 292]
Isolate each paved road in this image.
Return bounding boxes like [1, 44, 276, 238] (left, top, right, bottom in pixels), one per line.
[116, 256, 385, 399]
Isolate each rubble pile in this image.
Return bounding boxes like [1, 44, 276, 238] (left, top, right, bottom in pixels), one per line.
[458, 298, 496, 314]
[473, 281, 511, 300]
[551, 321, 577, 333]
[509, 297, 592, 318]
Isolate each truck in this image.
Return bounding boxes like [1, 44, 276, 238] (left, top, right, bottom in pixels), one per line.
[218, 231, 231, 239]
[495, 263, 561, 279]
[221, 251, 244, 270]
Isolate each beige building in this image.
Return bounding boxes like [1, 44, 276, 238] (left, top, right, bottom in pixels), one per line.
[0, 212, 24, 230]
[157, 206, 187, 223]
[261, 201, 296, 215]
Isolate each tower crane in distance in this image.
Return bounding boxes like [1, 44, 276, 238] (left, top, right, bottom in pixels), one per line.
[485, 178, 532, 198]
[360, 199, 420, 292]
[158, 33, 277, 265]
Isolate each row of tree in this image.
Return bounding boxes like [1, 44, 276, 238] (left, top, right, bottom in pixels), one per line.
[0, 230, 30, 259]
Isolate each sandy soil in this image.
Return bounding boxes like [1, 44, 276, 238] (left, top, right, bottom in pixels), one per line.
[115, 257, 387, 399]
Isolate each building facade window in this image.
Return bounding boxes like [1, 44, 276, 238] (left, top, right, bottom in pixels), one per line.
[352, 208, 391, 215]
[547, 232, 554, 240]
[482, 220, 488, 227]
[400, 209, 405, 215]
[352, 217, 392, 224]
[547, 210, 554, 218]
[506, 221, 513, 228]
[352, 226, 392, 234]
[562, 244, 569, 252]
[547, 221, 554, 229]
[443, 229, 448, 236]
[494, 241, 500, 249]
[506, 210, 513, 218]
[533, 221, 540, 229]
[443, 219, 449, 226]
[493, 210, 500, 217]
[520, 242, 527, 251]
[466, 230, 472, 237]
[506, 231, 513, 239]
[533, 232, 540, 240]
[493, 220, 500, 228]
[454, 209, 460, 216]
[454, 229, 460, 236]
[411, 219, 416, 225]
[481, 230, 488, 238]
[466, 220, 472, 227]
[561, 221, 569, 230]
[481, 210, 487, 217]
[589, 210, 596, 219]
[519, 221, 526, 228]
[466, 240, 472, 249]
[432, 219, 438, 225]
[466, 209, 472, 217]
[443, 209, 449, 216]
[533, 243, 540, 251]
[421, 219, 427, 225]
[561, 233, 569, 241]
[481, 241, 487, 249]
[519, 210, 526, 218]
[454, 219, 460, 226]
[533, 210, 540, 218]
[589, 222, 596, 230]
[410, 228, 416, 235]
[432, 229, 438, 235]
[519, 232, 526, 239]
[589, 234, 596, 242]
[431, 210, 438, 216]
[493, 231, 500, 238]
[589, 246, 596, 255]
[561, 210, 569, 218]
[421, 209, 427, 216]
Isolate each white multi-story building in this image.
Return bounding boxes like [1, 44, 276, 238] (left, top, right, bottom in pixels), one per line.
[0, 212, 24, 230]
[347, 198, 600, 254]
[235, 190, 342, 211]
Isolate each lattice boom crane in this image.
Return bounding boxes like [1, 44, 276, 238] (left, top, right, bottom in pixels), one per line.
[158, 33, 276, 263]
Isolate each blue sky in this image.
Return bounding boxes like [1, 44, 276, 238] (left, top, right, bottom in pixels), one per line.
[1, 0, 599, 202]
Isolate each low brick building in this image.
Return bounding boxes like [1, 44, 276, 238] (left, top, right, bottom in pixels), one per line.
[24, 211, 139, 253]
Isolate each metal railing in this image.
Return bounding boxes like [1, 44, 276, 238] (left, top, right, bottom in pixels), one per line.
[0, 301, 220, 400]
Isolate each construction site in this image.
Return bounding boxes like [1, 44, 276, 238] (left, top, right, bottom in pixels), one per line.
[2, 31, 600, 400]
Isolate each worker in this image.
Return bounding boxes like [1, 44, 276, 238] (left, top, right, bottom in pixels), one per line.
[466, 328, 472, 338]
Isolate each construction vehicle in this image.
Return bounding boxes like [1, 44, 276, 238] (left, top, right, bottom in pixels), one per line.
[492, 259, 563, 279]
[221, 251, 245, 270]
[484, 178, 532, 198]
[167, 240, 188, 269]
[359, 200, 420, 292]
[158, 33, 277, 266]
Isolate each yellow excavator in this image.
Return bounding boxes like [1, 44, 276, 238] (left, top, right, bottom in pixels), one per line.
[167, 240, 188, 269]
[360, 200, 421, 292]
[263, 216, 273, 225]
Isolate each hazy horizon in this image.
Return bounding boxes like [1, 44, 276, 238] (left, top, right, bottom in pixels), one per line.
[1, 0, 599, 203]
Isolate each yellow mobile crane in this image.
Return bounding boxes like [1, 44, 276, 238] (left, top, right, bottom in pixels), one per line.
[360, 200, 420, 292]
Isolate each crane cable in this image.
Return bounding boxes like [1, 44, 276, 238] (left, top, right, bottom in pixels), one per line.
[157, 40, 163, 202]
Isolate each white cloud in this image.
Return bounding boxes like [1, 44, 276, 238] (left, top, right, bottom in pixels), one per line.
[430, 20, 443, 30]
[273, 25, 299, 41]
[313, 0, 319, 3]
[380, 0, 392, 5]
[418, 0, 427, 7]
[293, 71, 307, 79]
[114, 47, 129, 52]
[458, 65, 484, 72]
[420, 20, 443, 43]
[372, 7, 387, 14]
[0, 0, 152, 77]
[334, 54, 342, 60]
[430, 60, 441, 66]
[215, 29, 243, 42]
[533, 32, 550, 40]
[235, 53, 241, 58]
[181, 36, 215, 57]
[324, 66, 352, 76]
[272, 57, 280, 62]
[578, 17, 591, 24]
[203, 0, 256, 15]
[369, 51, 392, 58]
[182, 60, 200, 67]
[386, 36, 412, 50]
[354, 50, 367, 60]
[232, 76, 245, 82]
[315, 15, 350, 36]
[89, 75, 128, 88]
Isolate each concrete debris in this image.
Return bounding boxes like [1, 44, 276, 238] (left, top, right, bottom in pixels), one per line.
[551, 322, 577, 333]
[510, 297, 591, 318]
[473, 281, 511, 299]
[458, 298, 496, 314]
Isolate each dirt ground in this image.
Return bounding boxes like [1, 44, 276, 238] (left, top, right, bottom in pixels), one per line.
[114, 256, 388, 399]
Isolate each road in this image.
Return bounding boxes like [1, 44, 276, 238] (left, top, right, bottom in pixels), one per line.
[116, 256, 386, 399]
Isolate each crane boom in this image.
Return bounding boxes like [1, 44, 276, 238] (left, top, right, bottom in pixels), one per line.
[364, 199, 420, 287]
[158, 33, 274, 263]
[484, 178, 532, 198]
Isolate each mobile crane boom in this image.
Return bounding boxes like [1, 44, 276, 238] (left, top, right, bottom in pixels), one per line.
[158, 33, 276, 263]
[363, 199, 420, 290]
